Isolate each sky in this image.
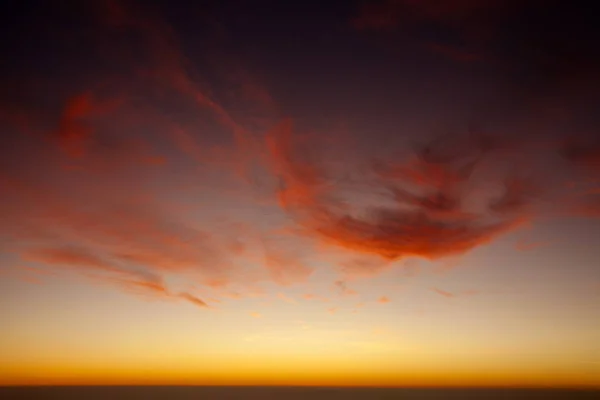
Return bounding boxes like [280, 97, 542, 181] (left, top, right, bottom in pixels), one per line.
[0, 0, 599, 388]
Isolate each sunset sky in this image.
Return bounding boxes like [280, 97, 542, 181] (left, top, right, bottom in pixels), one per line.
[1, 0, 599, 388]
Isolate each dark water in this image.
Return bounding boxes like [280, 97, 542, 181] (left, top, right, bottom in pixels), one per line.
[0, 387, 598, 400]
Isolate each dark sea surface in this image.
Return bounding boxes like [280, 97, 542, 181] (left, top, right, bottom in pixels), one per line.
[0, 387, 598, 400]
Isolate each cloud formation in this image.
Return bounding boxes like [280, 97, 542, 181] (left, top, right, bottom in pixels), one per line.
[432, 288, 479, 298]
[265, 122, 539, 262]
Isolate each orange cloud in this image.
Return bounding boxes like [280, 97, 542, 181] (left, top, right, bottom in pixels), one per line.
[302, 294, 330, 302]
[24, 246, 119, 274]
[377, 296, 391, 304]
[432, 288, 455, 298]
[339, 257, 393, 280]
[1, 154, 260, 305]
[21, 246, 210, 308]
[432, 287, 479, 298]
[265, 123, 535, 269]
[104, 276, 210, 309]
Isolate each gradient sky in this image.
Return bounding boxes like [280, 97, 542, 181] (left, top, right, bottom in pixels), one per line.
[1, 0, 599, 388]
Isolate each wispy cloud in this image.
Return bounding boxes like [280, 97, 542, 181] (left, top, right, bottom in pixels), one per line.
[302, 293, 330, 302]
[334, 280, 358, 297]
[265, 122, 537, 268]
[432, 287, 479, 299]
[432, 288, 455, 298]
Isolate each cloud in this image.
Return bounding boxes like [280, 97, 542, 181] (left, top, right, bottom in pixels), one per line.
[0, 0, 322, 310]
[260, 237, 314, 286]
[22, 245, 210, 308]
[24, 246, 120, 274]
[265, 122, 536, 269]
[339, 256, 393, 280]
[377, 295, 391, 304]
[302, 293, 330, 302]
[432, 287, 479, 298]
[0, 127, 259, 305]
[178, 292, 210, 308]
[515, 240, 548, 252]
[432, 288, 455, 298]
[53, 92, 124, 159]
[334, 280, 358, 297]
[249, 312, 262, 318]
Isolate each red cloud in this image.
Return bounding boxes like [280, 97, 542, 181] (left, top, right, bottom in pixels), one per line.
[265, 122, 535, 267]
[53, 91, 125, 159]
[55, 92, 96, 158]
